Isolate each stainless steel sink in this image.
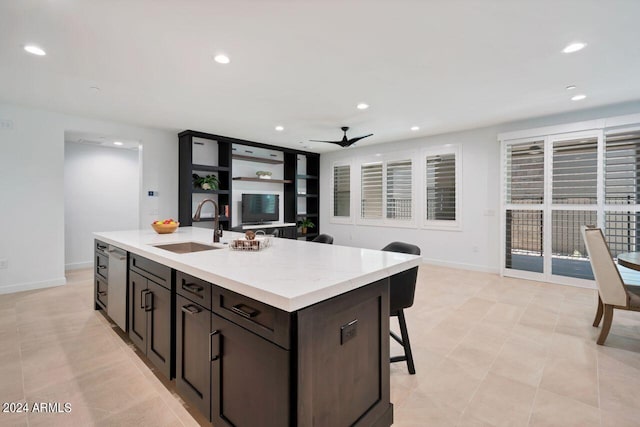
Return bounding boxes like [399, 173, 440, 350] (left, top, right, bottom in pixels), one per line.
[153, 242, 222, 254]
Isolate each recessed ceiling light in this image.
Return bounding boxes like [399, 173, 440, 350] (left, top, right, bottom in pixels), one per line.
[566, 85, 577, 90]
[571, 94, 587, 101]
[214, 54, 230, 64]
[275, 125, 284, 131]
[113, 141, 123, 146]
[375, 153, 381, 157]
[410, 126, 420, 131]
[563, 42, 587, 53]
[356, 103, 369, 110]
[24, 45, 46, 56]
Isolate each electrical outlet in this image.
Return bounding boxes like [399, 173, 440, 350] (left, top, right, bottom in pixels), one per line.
[0, 119, 14, 130]
[0, 258, 8, 269]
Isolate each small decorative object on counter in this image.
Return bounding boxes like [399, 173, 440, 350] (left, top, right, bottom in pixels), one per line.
[230, 231, 273, 251]
[152, 219, 179, 234]
[192, 173, 220, 190]
[256, 171, 272, 179]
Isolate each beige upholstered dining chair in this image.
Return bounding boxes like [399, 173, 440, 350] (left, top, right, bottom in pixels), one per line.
[581, 226, 640, 345]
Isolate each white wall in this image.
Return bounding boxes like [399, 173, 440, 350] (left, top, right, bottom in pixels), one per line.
[0, 102, 177, 294]
[320, 101, 640, 273]
[64, 142, 140, 269]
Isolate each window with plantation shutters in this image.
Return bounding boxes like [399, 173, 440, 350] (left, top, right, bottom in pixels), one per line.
[552, 137, 597, 204]
[426, 153, 456, 221]
[605, 132, 640, 204]
[386, 160, 412, 220]
[361, 163, 383, 219]
[332, 164, 350, 217]
[505, 142, 544, 204]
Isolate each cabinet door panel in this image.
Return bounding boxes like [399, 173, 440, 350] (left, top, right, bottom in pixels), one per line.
[176, 295, 211, 419]
[297, 278, 390, 426]
[95, 277, 108, 310]
[128, 271, 147, 352]
[211, 314, 289, 427]
[146, 279, 172, 379]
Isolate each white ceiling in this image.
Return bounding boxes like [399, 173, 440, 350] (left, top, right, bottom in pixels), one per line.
[2, 0, 640, 153]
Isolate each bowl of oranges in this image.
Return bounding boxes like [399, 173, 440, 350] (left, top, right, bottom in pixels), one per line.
[151, 219, 179, 234]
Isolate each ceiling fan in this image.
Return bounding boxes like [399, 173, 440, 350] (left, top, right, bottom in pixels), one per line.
[310, 126, 373, 148]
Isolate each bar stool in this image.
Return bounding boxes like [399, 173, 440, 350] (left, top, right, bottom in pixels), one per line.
[312, 234, 334, 244]
[381, 241, 420, 374]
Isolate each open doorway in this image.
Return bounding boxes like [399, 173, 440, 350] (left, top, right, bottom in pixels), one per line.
[64, 131, 141, 270]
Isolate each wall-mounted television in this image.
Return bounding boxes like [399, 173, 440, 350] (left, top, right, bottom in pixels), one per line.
[241, 193, 279, 224]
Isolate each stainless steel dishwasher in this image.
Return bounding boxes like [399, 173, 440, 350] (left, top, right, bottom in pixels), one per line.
[107, 245, 127, 331]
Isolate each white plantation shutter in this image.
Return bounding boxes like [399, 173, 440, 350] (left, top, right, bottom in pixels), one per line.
[552, 137, 597, 204]
[505, 142, 544, 204]
[426, 154, 456, 221]
[361, 163, 383, 219]
[605, 132, 640, 204]
[386, 160, 412, 220]
[333, 165, 351, 217]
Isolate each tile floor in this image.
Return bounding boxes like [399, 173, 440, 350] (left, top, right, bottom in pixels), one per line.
[0, 265, 639, 426]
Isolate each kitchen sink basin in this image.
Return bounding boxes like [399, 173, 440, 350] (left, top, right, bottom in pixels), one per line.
[153, 242, 222, 254]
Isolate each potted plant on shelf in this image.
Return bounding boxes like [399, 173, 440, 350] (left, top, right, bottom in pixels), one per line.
[298, 218, 315, 234]
[192, 173, 219, 190]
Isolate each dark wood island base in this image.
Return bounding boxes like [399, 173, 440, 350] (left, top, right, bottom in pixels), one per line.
[95, 239, 395, 427]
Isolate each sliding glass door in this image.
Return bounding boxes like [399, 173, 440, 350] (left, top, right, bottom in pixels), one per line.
[503, 131, 602, 285]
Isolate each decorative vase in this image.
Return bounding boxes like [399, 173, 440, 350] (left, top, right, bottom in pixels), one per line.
[301, 227, 307, 234]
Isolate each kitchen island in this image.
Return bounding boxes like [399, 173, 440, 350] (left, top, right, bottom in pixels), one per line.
[94, 226, 421, 427]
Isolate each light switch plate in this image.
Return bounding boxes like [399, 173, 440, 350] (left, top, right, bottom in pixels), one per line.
[0, 258, 8, 269]
[0, 119, 14, 130]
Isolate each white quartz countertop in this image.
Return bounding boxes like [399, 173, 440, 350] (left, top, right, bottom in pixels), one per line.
[94, 227, 421, 312]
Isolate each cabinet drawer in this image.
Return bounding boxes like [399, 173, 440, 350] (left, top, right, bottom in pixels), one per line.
[95, 276, 108, 309]
[95, 240, 109, 255]
[96, 252, 109, 281]
[176, 271, 212, 310]
[212, 287, 291, 349]
[129, 254, 171, 290]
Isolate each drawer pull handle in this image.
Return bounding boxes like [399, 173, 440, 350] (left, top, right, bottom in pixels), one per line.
[97, 291, 107, 296]
[181, 304, 201, 315]
[97, 244, 107, 251]
[97, 265, 107, 270]
[182, 282, 204, 296]
[231, 303, 259, 319]
[209, 330, 220, 361]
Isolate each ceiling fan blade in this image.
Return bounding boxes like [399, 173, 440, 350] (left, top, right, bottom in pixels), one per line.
[346, 133, 373, 145]
[309, 139, 344, 145]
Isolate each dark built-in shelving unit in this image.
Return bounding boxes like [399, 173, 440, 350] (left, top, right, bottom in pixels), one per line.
[178, 130, 320, 238]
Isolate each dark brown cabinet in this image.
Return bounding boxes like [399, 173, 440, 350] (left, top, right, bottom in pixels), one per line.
[210, 312, 290, 427]
[178, 130, 320, 236]
[128, 255, 173, 379]
[175, 270, 215, 419]
[176, 294, 211, 419]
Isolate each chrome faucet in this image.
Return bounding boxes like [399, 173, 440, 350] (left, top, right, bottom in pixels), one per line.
[193, 198, 222, 243]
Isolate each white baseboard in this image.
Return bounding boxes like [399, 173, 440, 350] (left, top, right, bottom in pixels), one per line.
[65, 261, 93, 270]
[0, 277, 67, 295]
[421, 257, 500, 274]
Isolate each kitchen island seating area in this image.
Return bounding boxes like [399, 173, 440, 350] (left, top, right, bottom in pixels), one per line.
[382, 242, 421, 375]
[92, 227, 421, 427]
